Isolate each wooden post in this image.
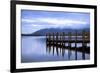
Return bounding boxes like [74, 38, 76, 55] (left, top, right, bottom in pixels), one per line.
[85, 32, 89, 47]
[46, 33, 48, 52]
[68, 32, 72, 60]
[62, 32, 65, 47]
[87, 32, 90, 41]
[61, 32, 65, 57]
[75, 30, 77, 60]
[69, 32, 72, 48]
[48, 33, 51, 54]
[56, 32, 59, 55]
[61, 33, 63, 49]
[60, 33, 62, 54]
[82, 30, 85, 60]
[52, 32, 55, 55]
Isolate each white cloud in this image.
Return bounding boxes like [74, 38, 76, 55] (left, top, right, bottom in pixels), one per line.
[22, 17, 88, 26]
[38, 17, 87, 25]
[22, 18, 36, 23]
[22, 17, 89, 33]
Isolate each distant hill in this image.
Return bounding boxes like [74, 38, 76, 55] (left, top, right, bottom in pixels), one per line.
[22, 28, 90, 36]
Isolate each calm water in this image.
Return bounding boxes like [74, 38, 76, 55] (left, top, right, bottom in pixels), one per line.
[21, 36, 90, 63]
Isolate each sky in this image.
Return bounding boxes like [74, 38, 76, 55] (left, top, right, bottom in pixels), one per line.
[21, 10, 90, 34]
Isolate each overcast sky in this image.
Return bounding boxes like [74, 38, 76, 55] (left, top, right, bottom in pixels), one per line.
[21, 10, 90, 34]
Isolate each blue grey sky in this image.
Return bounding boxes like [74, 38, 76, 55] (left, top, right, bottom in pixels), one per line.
[21, 10, 90, 34]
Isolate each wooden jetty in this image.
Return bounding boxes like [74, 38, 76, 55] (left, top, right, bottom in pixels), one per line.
[46, 30, 90, 60]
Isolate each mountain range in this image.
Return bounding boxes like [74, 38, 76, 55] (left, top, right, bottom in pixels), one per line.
[22, 28, 90, 36]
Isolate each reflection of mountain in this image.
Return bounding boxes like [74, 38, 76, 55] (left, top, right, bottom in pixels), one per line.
[22, 28, 90, 36]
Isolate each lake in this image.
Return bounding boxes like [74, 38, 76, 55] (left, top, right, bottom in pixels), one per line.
[21, 36, 90, 63]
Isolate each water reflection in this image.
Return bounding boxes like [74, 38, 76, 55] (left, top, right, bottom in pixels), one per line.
[46, 42, 90, 60]
[21, 36, 90, 63]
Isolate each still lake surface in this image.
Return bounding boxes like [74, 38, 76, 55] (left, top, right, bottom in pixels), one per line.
[21, 36, 90, 63]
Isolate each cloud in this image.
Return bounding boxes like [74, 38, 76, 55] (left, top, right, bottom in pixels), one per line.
[22, 18, 89, 31]
[22, 17, 89, 34]
[22, 18, 36, 23]
[22, 17, 88, 27]
[38, 17, 87, 25]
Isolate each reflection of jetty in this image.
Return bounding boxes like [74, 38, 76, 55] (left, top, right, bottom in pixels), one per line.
[46, 30, 90, 60]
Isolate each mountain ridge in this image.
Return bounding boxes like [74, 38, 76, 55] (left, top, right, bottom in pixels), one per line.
[22, 28, 90, 36]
